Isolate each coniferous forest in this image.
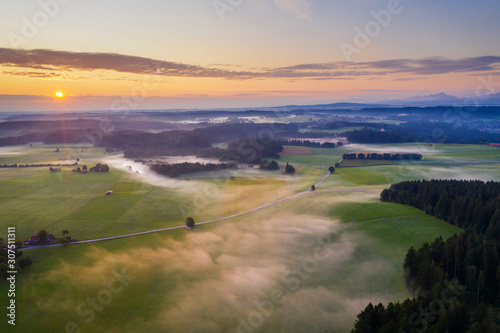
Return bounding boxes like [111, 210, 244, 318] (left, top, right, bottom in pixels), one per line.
[352, 180, 500, 333]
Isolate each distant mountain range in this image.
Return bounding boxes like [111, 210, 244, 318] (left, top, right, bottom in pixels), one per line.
[380, 92, 500, 107]
[380, 92, 464, 106]
[270, 92, 500, 110]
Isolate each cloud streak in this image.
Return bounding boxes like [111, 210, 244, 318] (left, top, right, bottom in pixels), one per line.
[1, 48, 499, 81]
[274, 0, 314, 20]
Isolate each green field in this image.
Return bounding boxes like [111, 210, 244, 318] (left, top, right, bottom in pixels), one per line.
[336, 167, 389, 185]
[338, 159, 393, 167]
[0, 142, 498, 333]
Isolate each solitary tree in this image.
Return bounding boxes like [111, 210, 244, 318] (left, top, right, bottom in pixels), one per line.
[185, 217, 195, 229]
[284, 163, 295, 175]
[329, 166, 336, 173]
[311, 185, 316, 191]
[37, 230, 48, 244]
[19, 256, 33, 270]
[82, 165, 87, 171]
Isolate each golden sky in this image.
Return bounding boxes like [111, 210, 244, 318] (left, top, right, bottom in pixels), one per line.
[1, 0, 500, 111]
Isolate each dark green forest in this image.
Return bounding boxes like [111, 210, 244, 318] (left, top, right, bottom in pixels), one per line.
[150, 162, 237, 178]
[352, 180, 500, 333]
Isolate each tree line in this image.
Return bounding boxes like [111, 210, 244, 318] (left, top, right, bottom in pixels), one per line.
[0, 162, 78, 168]
[150, 162, 237, 178]
[343, 152, 423, 161]
[381, 180, 500, 235]
[353, 180, 500, 332]
[198, 138, 283, 164]
[278, 139, 339, 148]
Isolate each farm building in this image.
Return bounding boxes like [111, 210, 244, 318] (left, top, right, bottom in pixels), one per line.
[489, 143, 500, 147]
[24, 234, 55, 245]
[105, 190, 114, 195]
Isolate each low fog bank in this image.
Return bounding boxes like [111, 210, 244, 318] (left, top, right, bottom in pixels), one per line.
[346, 144, 442, 154]
[146, 155, 220, 164]
[419, 166, 500, 182]
[0, 146, 26, 155]
[31, 213, 395, 333]
[102, 155, 215, 194]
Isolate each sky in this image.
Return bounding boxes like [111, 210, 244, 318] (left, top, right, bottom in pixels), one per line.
[1, 0, 500, 111]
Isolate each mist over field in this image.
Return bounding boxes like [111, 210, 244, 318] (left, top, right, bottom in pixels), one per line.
[103, 155, 217, 192]
[25, 212, 394, 333]
[346, 144, 443, 155]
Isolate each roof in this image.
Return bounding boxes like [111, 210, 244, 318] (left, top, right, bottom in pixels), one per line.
[489, 143, 500, 146]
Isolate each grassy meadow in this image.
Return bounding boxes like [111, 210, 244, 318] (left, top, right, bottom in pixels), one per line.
[0, 142, 499, 332]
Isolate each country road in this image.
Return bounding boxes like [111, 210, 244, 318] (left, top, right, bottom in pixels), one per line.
[21, 168, 357, 251]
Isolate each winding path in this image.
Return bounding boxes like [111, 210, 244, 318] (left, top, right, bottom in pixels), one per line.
[21, 166, 356, 251]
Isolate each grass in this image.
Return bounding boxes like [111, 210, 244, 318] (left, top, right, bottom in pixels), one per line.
[0, 144, 109, 165]
[0, 192, 463, 333]
[336, 167, 389, 185]
[0, 166, 188, 240]
[221, 177, 292, 216]
[331, 201, 426, 223]
[339, 159, 393, 167]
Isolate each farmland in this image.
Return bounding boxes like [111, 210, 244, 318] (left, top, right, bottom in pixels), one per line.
[0, 142, 499, 332]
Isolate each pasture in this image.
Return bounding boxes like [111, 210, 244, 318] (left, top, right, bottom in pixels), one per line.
[0, 142, 498, 333]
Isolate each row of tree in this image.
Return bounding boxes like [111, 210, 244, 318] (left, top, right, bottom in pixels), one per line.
[344, 129, 415, 144]
[342, 152, 423, 160]
[71, 164, 110, 173]
[278, 139, 340, 148]
[89, 163, 110, 172]
[0, 162, 78, 168]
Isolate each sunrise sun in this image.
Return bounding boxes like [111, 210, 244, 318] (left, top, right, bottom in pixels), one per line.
[55, 91, 65, 98]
